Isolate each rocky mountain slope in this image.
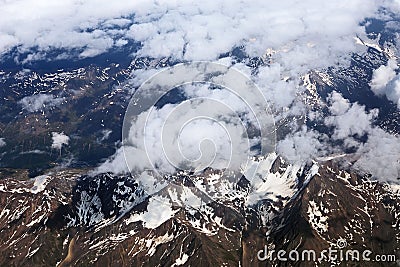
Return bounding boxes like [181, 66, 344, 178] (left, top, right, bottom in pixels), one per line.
[0, 156, 398, 266]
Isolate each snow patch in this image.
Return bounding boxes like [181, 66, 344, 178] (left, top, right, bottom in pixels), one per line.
[126, 196, 177, 229]
[244, 154, 300, 206]
[172, 254, 189, 266]
[146, 232, 175, 256]
[30, 175, 50, 194]
[307, 200, 329, 234]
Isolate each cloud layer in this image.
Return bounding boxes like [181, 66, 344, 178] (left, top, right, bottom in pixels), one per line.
[0, 0, 384, 65]
[97, 83, 256, 175]
[0, 0, 139, 60]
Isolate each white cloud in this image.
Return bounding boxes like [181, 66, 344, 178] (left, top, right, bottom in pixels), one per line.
[325, 92, 379, 140]
[309, 92, 400, 181]
[95, 147, 129, 174]
[51, 132, 70, 150]
[122, 89, 253, 174]
[20, 150, 45, 155]
[370, 59, 400, 108]
[255, 63, 298, 110]
[370, 59, 398, 93]
[99, 129, 112, 142]
[19, 94, 63, 113]
[386, 77, 400, 108]
[102, 72, 274, 175]
[278, 90, 399, 182]
[354, 128, 400, 182]
[327, 91, 352, 115]
[277, 126, 326, 164]
[0, 138, 5, 147]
